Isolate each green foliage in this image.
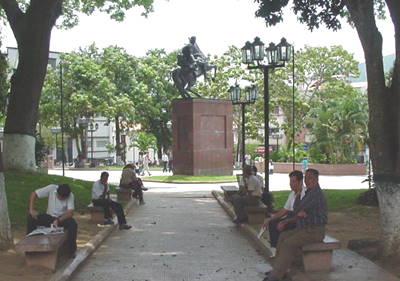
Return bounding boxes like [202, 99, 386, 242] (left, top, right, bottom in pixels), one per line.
[132, 131, 157, 153]
[306, 81, 368, 163]
[35, 134, 47, 166]
[270, 142, 307, 162]
[254, 0, 346, 31]
[134, 49, 178, 155]
[7, 0, 156, 29]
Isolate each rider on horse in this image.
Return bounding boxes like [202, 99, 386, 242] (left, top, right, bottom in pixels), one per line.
[177, 36, 209, 80]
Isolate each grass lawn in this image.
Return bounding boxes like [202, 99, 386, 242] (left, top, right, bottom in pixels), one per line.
[271, 189, 376, 213]
[4, 171, 118, 229]
[147, 174, 237, 181]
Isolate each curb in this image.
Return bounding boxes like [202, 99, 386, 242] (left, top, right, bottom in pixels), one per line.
[51, 199, 136, 281]
[211, 190, 310, 281]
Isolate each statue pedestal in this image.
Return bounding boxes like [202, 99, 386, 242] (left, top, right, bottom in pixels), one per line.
[172, 98, 233, 176]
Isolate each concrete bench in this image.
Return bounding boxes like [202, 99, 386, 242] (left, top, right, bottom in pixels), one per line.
[220, 185, 239, 202]
[244, 203, 269, 224]
[302, 235, 341, 272]
[87, 203, 105, 223]
[15, 232, 67, 271]
[117, 188, 132, 201]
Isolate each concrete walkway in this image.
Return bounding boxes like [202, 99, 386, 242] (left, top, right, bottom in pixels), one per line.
[70, 192, 271, 281]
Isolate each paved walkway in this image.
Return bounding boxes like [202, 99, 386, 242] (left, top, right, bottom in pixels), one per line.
[49, 169, 370, 191]
[71, 191, 271, 281]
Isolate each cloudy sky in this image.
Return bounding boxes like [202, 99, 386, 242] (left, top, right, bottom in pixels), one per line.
[1, 0, 395, 62]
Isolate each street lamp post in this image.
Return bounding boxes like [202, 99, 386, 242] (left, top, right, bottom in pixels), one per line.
[229, 84, 258, 170]
[241, 37, 292, 193]
[88, 122, 99, 168]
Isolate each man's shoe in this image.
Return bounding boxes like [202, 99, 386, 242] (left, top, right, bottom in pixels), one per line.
[102, 219, 114, 225]
[142, 187, 148, 191]
[119, 224, 132, 230]
[233, 218, 247, 224]
[139, 200, 146, 205]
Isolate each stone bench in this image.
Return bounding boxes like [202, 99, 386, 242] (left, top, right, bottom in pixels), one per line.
[244, 203, 269, 224]
[87, 203, 105, 223]
[220, 185, 239, 202]
[302, 235, 341, 272]
[116, 188, 132, 201]
[15, 232, 67, 271]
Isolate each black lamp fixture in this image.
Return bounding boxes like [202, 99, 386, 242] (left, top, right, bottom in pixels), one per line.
[240, 37, 292, 194]
[229, 83, 258, 170]
[89, 121, 99, 168]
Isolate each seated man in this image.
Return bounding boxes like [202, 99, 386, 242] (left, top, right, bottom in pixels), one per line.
[120, 164, 147, 205]
[263, 170, 305, 251]
[92, 172, 132, 230]
[231, 165, 263, 224]
[27, 184, 77, 258]
[264, 169, 327, 281]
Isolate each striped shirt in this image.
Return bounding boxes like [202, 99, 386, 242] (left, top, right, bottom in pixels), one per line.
[293, 185, 327, 228]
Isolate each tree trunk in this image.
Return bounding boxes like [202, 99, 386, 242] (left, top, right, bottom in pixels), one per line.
[115, 116, 122, 161]
[0, 153, 13, 250]
[345, 0, 400, 256]
[1, 0, 62, 171]
[376, 182, 400, 257]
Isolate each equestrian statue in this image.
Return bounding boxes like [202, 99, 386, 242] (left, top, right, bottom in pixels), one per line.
[172, 36, 217, 98]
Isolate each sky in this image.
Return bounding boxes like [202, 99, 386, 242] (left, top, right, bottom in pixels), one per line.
[1, 0, 395, 63]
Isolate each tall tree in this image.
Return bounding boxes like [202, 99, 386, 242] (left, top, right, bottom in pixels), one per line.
[0, 42, 12, 250]
[0, 45, 9, 122]
[0, 0, 155, 172]
[254, 0, 400, 257]
[97, 45, 147, 163]
[41, 48, 115, 160]
[136, 49, 178, 158]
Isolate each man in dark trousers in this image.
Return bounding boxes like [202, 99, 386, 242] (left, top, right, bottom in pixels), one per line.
[264, 169, 327, 281]
[27, 184, 78, 258]
[92, 172, 132, 230]
[262, 170, 305, 253]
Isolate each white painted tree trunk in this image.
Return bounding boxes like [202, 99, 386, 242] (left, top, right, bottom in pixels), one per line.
[376, 182, 400, 257]
[0, 172, 13, 250]
[3, 133, 36, 172]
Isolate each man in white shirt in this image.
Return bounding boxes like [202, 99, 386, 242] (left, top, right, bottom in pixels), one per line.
[232, 165, 263, 224]
[263, 170, 305, 249]
[92, 172, 132, 230]
[162, 152, 169, 173]
[142, 152, 151, 176]
[27, 184, 77, 257]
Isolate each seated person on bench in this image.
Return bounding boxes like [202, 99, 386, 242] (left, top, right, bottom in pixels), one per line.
[263, 170, 305, 251]
[27, 184, 77, 258]
[92, 172, 132, 230]
[264, 169, 327, 281]
[119, 164, 147, 205]
[232, 165, 263, 224]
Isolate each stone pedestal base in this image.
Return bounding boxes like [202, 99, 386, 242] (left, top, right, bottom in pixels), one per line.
[172, 98, 233, 176]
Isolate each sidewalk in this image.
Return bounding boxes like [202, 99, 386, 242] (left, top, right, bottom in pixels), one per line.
[48, 169, 370, 191]
[69, 191, 271, 281]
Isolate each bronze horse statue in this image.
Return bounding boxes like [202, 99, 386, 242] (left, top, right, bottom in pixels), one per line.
[172, 36, 217, 98]
[172, 63, 216, 98]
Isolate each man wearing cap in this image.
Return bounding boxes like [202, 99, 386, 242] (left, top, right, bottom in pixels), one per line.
[27, 184, 77, 258]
